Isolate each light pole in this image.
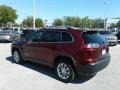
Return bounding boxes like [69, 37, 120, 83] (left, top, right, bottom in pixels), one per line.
[32, 0, 35, 29]
[104, 0, 107, 30]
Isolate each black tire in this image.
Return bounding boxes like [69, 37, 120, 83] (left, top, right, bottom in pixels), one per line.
[12, 50, 23, 64]
[55, 59, 76, 83]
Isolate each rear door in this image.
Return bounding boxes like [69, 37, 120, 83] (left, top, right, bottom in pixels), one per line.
[82, 31, 108, 60]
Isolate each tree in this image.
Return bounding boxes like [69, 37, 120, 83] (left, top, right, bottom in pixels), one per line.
[0, 5, 18, 27]
[53, 18, 63, 26]
[23, 16, 33, 27]
[22, 16, 44, 28]
[14, 23, 20, 27]
[63, 16, 81, 27]
[82, 16, 90, 28]
[110, 23, 117, 29]
[52, 16, 105, 29]
[35, 18, 44, 28]
[93, 18, 104, 28]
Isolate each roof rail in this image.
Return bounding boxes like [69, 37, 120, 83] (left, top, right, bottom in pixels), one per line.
[43, 26, 67, 29]
[67, 26, 80, 29]
[43, 26, 80, 30]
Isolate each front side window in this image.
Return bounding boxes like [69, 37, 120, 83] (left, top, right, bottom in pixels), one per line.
[28, 31, 44, 42]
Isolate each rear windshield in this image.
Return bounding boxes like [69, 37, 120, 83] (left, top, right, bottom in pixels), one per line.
[0, 31, 10, 34]
[82, 31, 105, 44]
[99, 31, 112, 35]
[22, 30, 34, 34]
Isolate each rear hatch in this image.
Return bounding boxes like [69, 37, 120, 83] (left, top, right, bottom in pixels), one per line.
[81, 31, 109, 63]
[0, 31, 11, 39]
[0, 31, 11, 35]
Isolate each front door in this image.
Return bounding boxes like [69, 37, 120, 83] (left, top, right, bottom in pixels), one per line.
[22, 31, 44, 60]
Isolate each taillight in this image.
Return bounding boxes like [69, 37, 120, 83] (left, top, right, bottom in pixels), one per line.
[82, 43, 100, 49]
[6, 35, 10, 39]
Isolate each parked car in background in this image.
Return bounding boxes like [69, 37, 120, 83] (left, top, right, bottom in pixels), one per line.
[13, 27, 22, 34]
[20, 29, 35, 39]
[110, 29, 119, 35]
[116, 30, 120, 43]
[11, 27, 110, 83]
[0, 30, 20, 42]
[98, 30, 118, 46]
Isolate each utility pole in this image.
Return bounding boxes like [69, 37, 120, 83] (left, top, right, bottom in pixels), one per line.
[32, 0, 36, 29]
[104, 0, 107, 30]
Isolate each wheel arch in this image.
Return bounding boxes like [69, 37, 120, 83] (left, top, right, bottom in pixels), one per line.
[12, 47, 20, 54]
[54, 55, 77, 74]
[12, 47, 23, 57]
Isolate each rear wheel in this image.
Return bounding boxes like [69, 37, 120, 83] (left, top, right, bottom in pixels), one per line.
[55, 60, 76, 83]
[13, 50, 23, 64]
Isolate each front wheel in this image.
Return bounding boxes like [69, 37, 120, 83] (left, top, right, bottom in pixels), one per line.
[55, 60, 76, 83]
[13, 50, 23, 64]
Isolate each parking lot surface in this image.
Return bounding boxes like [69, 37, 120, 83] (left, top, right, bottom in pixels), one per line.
[0, 43, 120, 90]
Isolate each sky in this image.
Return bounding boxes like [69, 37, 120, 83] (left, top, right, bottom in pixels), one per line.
[0, 0, 120, 23]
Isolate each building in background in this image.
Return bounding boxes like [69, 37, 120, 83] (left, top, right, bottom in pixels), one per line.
[106, 19, 120, 29]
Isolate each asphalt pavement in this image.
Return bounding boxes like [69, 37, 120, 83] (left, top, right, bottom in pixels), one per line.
[0, 43, 120, 90]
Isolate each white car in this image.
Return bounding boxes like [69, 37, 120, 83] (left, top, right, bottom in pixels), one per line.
[98, 30, 118, 46]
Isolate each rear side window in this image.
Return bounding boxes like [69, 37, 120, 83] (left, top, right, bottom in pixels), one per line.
[43, 31, 61, 42]
[62, 32, 73, 42]
[82, 31, 105, 44]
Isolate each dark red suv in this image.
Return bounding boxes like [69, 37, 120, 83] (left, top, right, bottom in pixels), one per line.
[11, 27, 110, 83]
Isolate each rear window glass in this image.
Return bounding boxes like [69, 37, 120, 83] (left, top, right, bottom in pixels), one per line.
[82, 31, 105, 44]
[99, 31, 112, 34]
[22, 30, 34, 34]
[0, 31, 10, 33]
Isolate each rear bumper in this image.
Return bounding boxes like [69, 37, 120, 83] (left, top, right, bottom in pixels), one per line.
[76, 54, 110, 75]
[107, 40, 117, 45]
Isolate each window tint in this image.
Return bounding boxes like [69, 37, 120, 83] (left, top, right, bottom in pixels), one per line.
[99, 31, 112, 35]
[43, 31, 61, 42]
[0, 30, 10, 33]
[12, 31, 18, 34]
[22, 30, 34, 39]
[82, 31, 105, 44]
[29, 31, 44, 42]
[62, 32, 73, 42]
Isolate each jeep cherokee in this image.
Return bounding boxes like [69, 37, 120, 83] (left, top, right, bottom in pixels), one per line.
[11, 27, 110, 83]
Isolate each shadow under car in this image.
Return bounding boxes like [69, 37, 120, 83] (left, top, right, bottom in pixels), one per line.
[6, 56, 95, 84]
